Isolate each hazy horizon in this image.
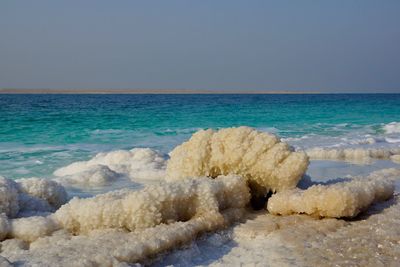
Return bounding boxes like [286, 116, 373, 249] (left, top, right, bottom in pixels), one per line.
[1, 1, 400, 93]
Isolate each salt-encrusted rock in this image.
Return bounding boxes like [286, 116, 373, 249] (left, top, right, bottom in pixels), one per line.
[54, 175, 250, 234]
[166, 127, 309, 195]
[267, 170, 396, 218]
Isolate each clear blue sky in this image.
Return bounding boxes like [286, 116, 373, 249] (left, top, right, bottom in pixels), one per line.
[1, 0, 399, 92]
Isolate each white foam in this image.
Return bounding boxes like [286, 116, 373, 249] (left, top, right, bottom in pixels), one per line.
[166, 127, 309, 195]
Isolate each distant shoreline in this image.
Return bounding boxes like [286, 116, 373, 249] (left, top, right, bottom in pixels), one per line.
[0, 88, 320, 94]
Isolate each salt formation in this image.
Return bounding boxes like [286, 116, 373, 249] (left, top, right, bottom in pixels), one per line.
[166, 127, 309, 195]
[8, 216, 58, 242]
[306, 147, 400, 163]
[16, 178, 68, 209]
[1, 175, 249, 265]
[54, 148, 167, 187]
[267, 169, 397, 217]
[55, 165, 120, 187]
[54, 175, 250, 234]
[0, 176, 67, 219]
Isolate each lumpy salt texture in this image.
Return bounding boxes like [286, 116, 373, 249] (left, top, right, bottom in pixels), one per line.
[54, 175, 250, 234]
[0, 177, 67, 218]
[16, 178, 68, 209]
[54, 148, 167, 187]
[1, 175, 250, 265]
[166, 127, 309, 195]
[267, 169, 398, 217]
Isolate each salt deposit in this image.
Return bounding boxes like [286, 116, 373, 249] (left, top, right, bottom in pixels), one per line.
[9, 216, 58, 242]
[155, 194, 400, 267]
[54, 175, 249, 234]
[1, 175, 249, 265]
[267, 169, 397, 217]
[306, 147, 400, 164]
[16, 178, 68, 209]
[55, 165, 120, 187]
[54, 148, 167, 187]
[0, 177, 67, 219]
[0, 128, 399, 266]
[166, 127, 309, 195]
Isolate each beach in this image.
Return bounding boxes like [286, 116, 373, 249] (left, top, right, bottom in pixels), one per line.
[0, 94, 399, 266]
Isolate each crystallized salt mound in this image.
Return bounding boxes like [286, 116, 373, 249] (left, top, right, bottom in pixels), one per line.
[54, 148, 167, 187]
[16, 178, 68, 209]
[0, 177, 19, 218]
[54, 175, 250, 234]
[55, 165, 120, 187]
[267, 169, 397, 218]
[306, 147, 400, 164]
[0, 176, 68, 219]
[166, 127, 309, 195]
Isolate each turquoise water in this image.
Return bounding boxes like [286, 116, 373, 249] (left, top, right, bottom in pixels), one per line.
[1, 94, 400, 180]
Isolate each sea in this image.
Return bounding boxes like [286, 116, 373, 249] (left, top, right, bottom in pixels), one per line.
[1, 93, 400, 266]
[1, 94, 399, 181]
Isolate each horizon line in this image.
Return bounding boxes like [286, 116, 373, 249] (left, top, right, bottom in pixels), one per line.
[1, 88, 398, 94]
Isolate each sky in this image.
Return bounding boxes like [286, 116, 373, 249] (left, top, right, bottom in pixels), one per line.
[0, 1, 399, 93]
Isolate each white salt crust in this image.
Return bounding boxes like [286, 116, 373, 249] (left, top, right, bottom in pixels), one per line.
[54, 175, 250, 234]
[155, 195, 400, 267]
[1, 175, 249, 266]
[16, 178, 68, 209]
[54, 148, 167, 187]
[306, 147, 400, 164]
[166, 127, 309, 195]
[267, 169, 399, 217]
[0, 128, 398, 266]
[0, 177, 67, 220]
